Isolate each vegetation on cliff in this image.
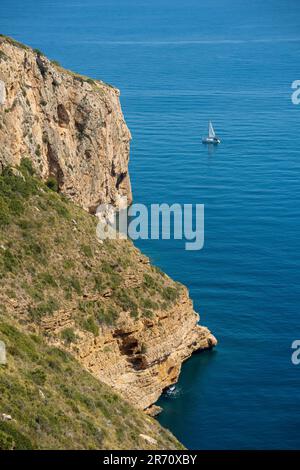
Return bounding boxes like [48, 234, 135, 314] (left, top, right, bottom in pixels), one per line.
[0, 158, 215, 415]
[0, 319, 182, 450]
[0, 159, 181, 331]
[0, 160, 188, 449]
[0, 36, 216, 447]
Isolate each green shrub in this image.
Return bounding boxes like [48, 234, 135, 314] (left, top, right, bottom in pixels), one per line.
[55, 203, 70, 219]
[141, 297, 159, 310]
[38, 272, 58, 288]
[28, 298, 59, 321]
[0, 169, 28, 222]
[109, 273, 121, 289]
[81, 245, 93, 258]
[143, 274, 157, 289]
[68, 276, 82, 295]
[47, 346, 70, 364]
[33, 48, 44, 56]
[8, 197, 23, 216]
[24, 239, 45, 262]
[113, 289, 138, 318]
[61, 328, 76, 345]
[0, 322, 38, 361]
[101, 261, 114, 274]
[17, 219, 35, 230]
[94, 274, 104, 293]
[46, 177, 58, 192]
[47, 194, 70, 219]
[30, 367, 46, 386]
[81, 316, 99, 336]
[1, 249, 18, 272]
[96, 306, 118, 325]
[162, 286, 179, 302]
[0, 197, 10, 226]
[0, 429, 15, 449]
[30, 334, 42, 345]
[142, 309, 153, 318]
[63, 259, 75, 270]
[96, 265, 121, 290]
[19, 157, 35, 176]
[0, 166, 38, 200]
[0, 422, 33, 450]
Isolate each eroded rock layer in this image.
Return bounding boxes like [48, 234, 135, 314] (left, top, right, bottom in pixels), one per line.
[0, 36, 131, 212]
[40, 289, 217, 410]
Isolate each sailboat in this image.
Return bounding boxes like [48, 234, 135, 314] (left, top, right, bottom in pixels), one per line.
[202, 121, 221, 144]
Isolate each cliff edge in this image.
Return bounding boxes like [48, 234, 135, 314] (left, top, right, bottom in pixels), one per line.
[0, 35, 131, 212]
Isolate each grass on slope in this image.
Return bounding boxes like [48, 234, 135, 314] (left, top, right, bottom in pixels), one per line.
[0, 318, 182, 450]
[0, 159, 182, 343]
[0, 159, 185, 449]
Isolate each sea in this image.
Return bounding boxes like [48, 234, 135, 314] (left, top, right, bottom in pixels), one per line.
[1, 0, 300, 449]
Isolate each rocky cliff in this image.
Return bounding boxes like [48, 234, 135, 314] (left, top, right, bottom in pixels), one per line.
[41, 289, 216, 411]
[0, 318, 184, 450]
[0, 37, 216, 418]
[0, 35, 131, 212]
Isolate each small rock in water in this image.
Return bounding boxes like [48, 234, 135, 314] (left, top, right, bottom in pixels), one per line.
[145, 404, 163, 417]
[0, 341, 6, 365]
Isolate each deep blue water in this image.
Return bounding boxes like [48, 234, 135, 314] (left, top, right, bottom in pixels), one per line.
[1, 0, 300, 449]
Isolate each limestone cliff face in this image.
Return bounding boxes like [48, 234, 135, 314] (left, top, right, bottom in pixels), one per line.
[83, 299, 216, 411]
[0, 36, 131, 212]
[39, 287, 217, 411]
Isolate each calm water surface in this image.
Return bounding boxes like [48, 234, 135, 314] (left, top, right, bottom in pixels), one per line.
[1, 0, 300, 449]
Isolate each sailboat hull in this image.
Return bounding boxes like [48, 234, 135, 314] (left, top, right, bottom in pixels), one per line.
[202, 137, 221, 144]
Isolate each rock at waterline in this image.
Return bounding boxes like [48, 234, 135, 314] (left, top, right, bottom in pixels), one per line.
[0, 340, 7, 365]
[145, 404, 163, 417]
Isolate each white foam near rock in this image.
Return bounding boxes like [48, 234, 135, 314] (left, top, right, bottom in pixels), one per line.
[0, 80, 6, 105]
[0, 340, 6, 365]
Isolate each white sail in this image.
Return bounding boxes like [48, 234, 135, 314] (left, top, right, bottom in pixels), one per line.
[208, 121, 215, 138]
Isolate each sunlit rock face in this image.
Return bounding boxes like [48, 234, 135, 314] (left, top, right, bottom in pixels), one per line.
[0, 37, 132, 211]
